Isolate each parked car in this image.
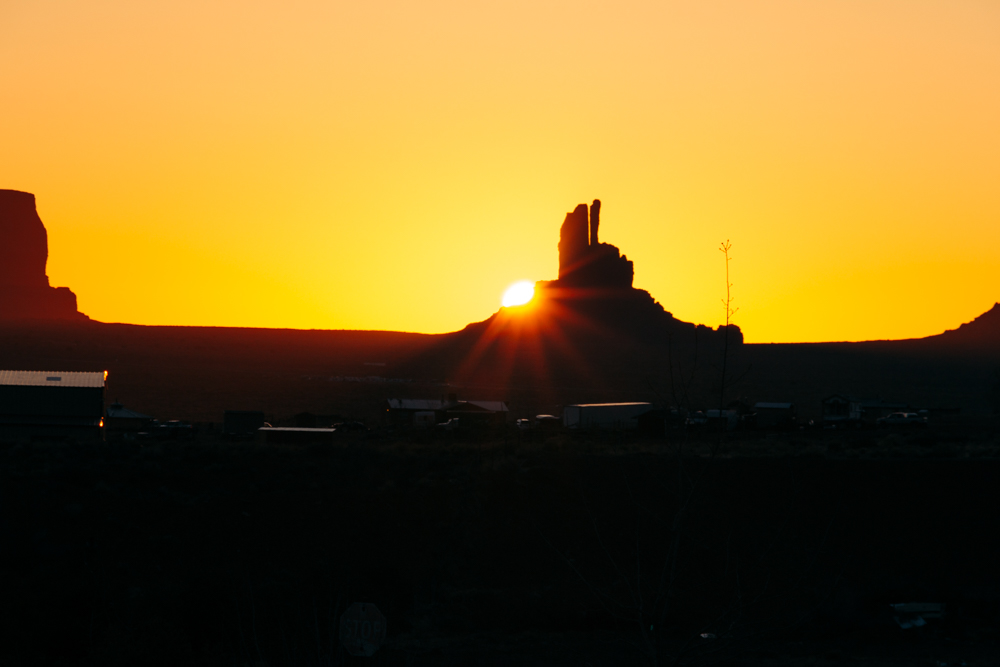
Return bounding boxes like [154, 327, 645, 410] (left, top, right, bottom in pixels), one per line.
[876, 412, 927, 428]
[516, 418, 532, 432]
[147, 420, 196, 440]
[436, 418, 460, 432]
[534, 415, 561, 430]
[685, 411, 708, 427]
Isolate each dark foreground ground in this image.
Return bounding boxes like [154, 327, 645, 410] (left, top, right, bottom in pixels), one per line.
[3, 427, 1000, 666]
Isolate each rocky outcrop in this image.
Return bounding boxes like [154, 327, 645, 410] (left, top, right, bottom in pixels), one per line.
[0, 190, 48, 288]
[404, 199, 742, 404]
[0, 190, 88, 321]
[554, 199, 634, 289]
[919, 302, 1000, 350]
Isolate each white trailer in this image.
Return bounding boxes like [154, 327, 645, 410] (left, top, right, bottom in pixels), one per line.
[563, 402, 653, 430]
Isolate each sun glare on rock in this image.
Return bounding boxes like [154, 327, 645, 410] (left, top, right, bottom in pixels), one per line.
[502, 281, 535, 308]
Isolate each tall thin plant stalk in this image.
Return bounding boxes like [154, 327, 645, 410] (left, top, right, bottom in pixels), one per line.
[719, 241, 738, 422]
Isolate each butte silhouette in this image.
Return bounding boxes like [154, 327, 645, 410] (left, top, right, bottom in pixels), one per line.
[921, 302, 1000, 349]
[406, 200, 739, 398]
[0, 190, 88, 321]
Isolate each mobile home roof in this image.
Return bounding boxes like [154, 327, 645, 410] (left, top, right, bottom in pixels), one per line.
[0, 370, 106, 388]
[566, 402, 652, 408]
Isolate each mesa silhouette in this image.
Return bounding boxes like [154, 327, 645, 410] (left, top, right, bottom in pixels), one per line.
[403, 199, 739, 398]
[0, 190, 87, 321]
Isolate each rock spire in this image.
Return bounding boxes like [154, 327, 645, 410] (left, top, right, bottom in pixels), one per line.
[555, 199, 633, 289]
[0, 190, 88, 321]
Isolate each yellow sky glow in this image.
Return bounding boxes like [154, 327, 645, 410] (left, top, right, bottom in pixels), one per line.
[2, 0, 998, 342]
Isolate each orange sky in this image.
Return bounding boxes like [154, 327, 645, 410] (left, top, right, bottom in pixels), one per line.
[2, 0, 998, 342]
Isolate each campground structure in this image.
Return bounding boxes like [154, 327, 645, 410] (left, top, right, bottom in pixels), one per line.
[0, 370, 106, 441]
[387, 397, 509, 428]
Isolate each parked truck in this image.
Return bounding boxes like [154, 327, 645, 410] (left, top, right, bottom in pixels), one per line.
[562, 402, 653, 430]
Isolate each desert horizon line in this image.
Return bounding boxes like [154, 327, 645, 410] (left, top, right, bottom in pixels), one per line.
[2, 187, 997, 345]
[76, 300, 995, 346]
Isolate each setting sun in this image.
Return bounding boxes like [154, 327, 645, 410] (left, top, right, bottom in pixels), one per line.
[501, 281, 535, 308]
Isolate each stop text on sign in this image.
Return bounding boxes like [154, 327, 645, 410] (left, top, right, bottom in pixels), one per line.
[339, 603, 386, 657]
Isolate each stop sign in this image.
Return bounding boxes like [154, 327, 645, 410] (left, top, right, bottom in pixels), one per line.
[339, 603, 386, 657]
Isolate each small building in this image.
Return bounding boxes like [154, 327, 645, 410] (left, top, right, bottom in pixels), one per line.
[563, 402, 652, 430]
[387, 399, 449, 428]
[105, 401, 154, 439]
[0, 370, 106, 441]
[441, 400, 509, 427]
[387, 397, 509, 428]
[822, 395, 909, 426]
[704, 409, 739, 431]
[821, 395, 860, 424]
[753, 402, 796, 429]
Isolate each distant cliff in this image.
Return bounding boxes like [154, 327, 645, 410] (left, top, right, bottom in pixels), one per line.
[0, 190, 88, 321]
